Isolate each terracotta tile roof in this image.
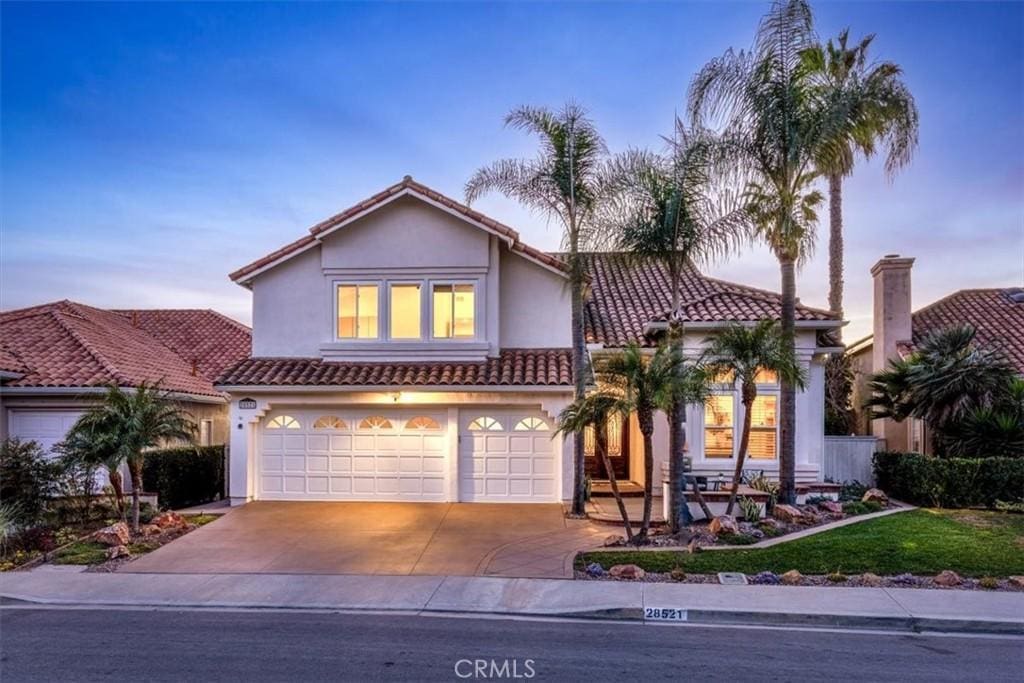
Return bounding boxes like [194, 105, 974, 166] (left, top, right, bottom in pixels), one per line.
[579, 253, 838, 347]
[0, 301, 251, 397]
[0, 345, 26, 374]
[229, 176, 570, 283]
[910, 288, 1024, 374]
[216, 349, 573, 388]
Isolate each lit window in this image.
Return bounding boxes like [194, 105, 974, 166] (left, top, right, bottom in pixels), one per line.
[267, 415, 301, 429]
[358, 415, 393, 430]
[748, 395, 777, 459]
[606, 413, 623, 457]
[514, 417, 549, 431]
[313, 416, 348, 430]
[704, 395, 734, 458]
[199, 419, 213, 446]
[406, 416, 441, 430]
[338, 284, 379, 339]
[390, 284, 421, 339]
[432, 284, 475, 338]
[712, 369, 735, 384]
[468, 416, 503, 431]
[754, 368, 779, 385]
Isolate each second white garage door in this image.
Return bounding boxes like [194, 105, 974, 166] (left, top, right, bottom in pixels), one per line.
[260, 409, 448, 501]
[458, 408, 557, 502]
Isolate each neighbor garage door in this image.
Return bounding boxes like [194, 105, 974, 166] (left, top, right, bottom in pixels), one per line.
[7, 410, 83, 454]
[259, 409, 448, 501]
[458, 408, 557, 502]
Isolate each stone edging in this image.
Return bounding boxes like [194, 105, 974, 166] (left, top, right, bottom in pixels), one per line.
[590, 504, 917, 553]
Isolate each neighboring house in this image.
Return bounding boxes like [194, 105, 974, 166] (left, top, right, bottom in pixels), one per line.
[0, 301, 251, 452]
[848, 254, 1024, 453]
[218, 177, 842, 505]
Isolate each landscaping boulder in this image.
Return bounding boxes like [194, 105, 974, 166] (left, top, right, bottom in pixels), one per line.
[772, 505, 804, 524]
[859, 572, 883, 587]
[585, 562, 606, 578]
[862, 488, 889, 506]
[818, 500, 844, 515]
[609, 564, 646, 580]
[151, 511, 188, 530]
[93, 522, 131, 547]
[603, 534, 625, 547]
[751, 571, 780, 585]
[105, 544, 131, 560]
[933, 570, 963, 587]
[709, 515, 739, 536]
[780, 569, 804, 585]
[139, 524, 162, 537]
[758, 518, 785, 533]
[1009, 576, 1024, 589]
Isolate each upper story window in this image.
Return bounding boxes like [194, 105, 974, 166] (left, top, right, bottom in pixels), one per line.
[338, 284, 378, 339]
[390, 284, 422, 339]
[432, 283, 475, 339]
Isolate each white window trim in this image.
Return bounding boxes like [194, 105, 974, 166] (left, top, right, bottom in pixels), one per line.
[746, 391, 780, 462]
[199, 419, 213, 446]
[387, 280, 426, 341]
[334, 280, 383, 342]
[430, 280, 479, 341]
[703, 392, 738, 461]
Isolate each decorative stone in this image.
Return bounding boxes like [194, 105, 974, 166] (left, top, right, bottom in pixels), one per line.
[933, 570, 963, 587]
[609, 564, 646, 580]
[859, 572, 883, 587]
[1008, 576, 1024, 588]
[603, 535, 625, 547]
[670, 568, 687, 582]
[891, 573, 919, 586]
[780, 570, 804, 585]
[709, 515, 739, 535]
[105, 544, 131, 560]
[862, 488, 889, 506]
[585, 562, 606, 577]
[818, 500, 844, 514]
[773, 505, 804, 523]
[93, 522, 130, 547]
[151, 511, 188, 530]
[139, 524, 162, 537]
[758, 518, 785, 532]
[751, 571, 780, 585]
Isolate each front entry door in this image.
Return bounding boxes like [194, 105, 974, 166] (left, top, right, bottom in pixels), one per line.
[583, 413, 629, 480]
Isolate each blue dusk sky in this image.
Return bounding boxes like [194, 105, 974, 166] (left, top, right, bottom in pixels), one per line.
[2, 1, 1022, 340]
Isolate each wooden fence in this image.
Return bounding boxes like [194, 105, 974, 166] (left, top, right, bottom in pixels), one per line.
[823, 436, 880, 485]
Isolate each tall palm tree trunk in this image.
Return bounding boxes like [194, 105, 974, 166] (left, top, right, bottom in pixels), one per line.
[128, 458, 143, 533]
[725, 389, 756, 516]
[667, 274, 693, 534]
[569, 253, 588, 516]
[827, 173, 844, 335]
[638, 409, 655, 540]
[779, 256, 798, 505]
[596, 423, 633, 543]
[108, 467, 126, 522]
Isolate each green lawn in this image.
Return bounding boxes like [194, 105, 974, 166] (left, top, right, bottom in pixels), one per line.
[580, 509, 1024, 577]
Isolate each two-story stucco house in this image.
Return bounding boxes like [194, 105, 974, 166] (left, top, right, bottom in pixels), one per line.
[218, 177, 843, 506]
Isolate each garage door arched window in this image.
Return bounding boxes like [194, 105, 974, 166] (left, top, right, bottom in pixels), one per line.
[358, 415, 393, 430]
[406, 416, 441, 430]
[514, 417, 549, 431]
[313, 416, 348, 430]
[468, 416, 503, 431]
[266, 415, 301, 429]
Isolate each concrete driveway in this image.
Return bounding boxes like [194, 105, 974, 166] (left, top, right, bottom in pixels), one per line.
[124, 502, 609, 578]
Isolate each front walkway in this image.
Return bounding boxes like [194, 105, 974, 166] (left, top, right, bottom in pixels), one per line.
[124, 501, 608, 578]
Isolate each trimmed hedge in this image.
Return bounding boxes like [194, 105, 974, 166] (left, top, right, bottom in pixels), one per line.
[873, 451, 1024, 509]
[143, 446, 225, 510]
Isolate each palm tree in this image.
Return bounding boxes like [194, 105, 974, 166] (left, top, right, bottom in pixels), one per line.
[944, 379, 1024, 458]
[867, 325, 1017, 454]
[75, 382, 195, 532]
[57, 419, 128, 521]
[802, 29, 919, 324]
[597, 122, 749, 532]
[466, 102, 612, 516]
[703, 321, 805, 515]
[689, 0, 845, 504]
[555, 393, 634, 542]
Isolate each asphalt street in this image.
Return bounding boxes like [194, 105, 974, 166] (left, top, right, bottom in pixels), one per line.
[1, 607, 1021, 682]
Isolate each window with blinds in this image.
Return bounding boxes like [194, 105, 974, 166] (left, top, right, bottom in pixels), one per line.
[748, 395, 778, 459]
[704, 395, 734, 458]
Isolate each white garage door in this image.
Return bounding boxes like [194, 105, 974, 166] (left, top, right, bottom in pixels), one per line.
[458, 408, 557, 502]
[7, 410, 83, 455]
[259, 409, 448, 501]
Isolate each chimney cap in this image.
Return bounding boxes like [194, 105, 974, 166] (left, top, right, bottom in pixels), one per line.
[871, 254, 915, 276]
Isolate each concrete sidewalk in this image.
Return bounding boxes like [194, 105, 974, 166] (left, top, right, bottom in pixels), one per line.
[2, 569, 1022, 635]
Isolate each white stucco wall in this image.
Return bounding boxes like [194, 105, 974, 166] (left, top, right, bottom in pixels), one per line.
[498, 248, 572, 348]
[251, 247, 325, 357]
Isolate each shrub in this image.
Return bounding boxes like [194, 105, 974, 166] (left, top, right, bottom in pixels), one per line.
[995, 500, 1024, 514]
[738, 496, 761, 523]
[839, 480, 868, 502]
[842, 502, 870, 516]
[978, 576, 1000, 590]
[0, 439, 60, 524]
[873, 451, 1024, 508]
[670, 567, 687, 582]
[826, 571, 847, 583]
[746, 472, 779, 513]
[142, 446, 225, 510]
